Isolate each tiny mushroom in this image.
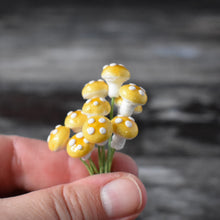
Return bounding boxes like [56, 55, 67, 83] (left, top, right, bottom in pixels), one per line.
[101, 63, 130, 98]
[82, 97, 111, 117]
[66, 132, 95, 160]
[82, 79, 108, 99]
[47, 125, 70, 152]
[115, 96, 143, 115]
[64, 109, 87, 133]
[111, 115, 138, 150]
[82, 115, 113, 146]
[119, 83, 147, 116]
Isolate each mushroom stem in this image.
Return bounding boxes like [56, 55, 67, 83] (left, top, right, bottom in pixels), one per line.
[106, 82, 122, 98]
[111, 134, 127, 150]
[81, 151, 92, 161]
[119, 99, 137, 116]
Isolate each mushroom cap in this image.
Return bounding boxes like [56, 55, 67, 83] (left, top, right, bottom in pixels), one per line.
[119, 84, 147, 105]
[82, 115, 113, 144]
[133, 105, 143, 114]
[111, 115, 138, 139]
[115, 96, 143, 114]
[66, 132, 95, 158]
[64, 110, 87, 132]
[82, 97, 111, 116]
[47, 125, 70, 151]
[101, 63, 130, 83]
[82, 79, 108, 99]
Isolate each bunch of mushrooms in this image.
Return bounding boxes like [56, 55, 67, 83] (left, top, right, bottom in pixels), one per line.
[47, 63, 147, 174]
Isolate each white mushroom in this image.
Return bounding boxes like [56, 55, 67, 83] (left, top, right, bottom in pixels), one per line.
[82, 115, 113, 146]
[101, 63, 130, 98]
[47, 125, 70, 151]
[111, 115, 138, 150]
[82, 97, 111, 117]
[119, 83, 147, 116]
[81, 79, 108, 99]
[66, 132, 95, 159]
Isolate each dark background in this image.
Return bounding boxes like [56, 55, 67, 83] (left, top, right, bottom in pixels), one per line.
[0, 1, 220, 219]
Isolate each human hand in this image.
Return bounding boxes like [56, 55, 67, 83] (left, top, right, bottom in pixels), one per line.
[0, 135, 147, 220]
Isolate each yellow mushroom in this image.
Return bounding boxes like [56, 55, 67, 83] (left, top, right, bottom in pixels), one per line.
[119, 83, 147, 116]
[82, 79, 108, 99]
[82, 115, 113, 146]
[64, 109, 87, 133]
[47, 125, 70, 152]
[111, 115, 138, 150]
[115, 96, 143, 115]
[82, 97, 111, 117]
[66, 132, 95, 160]
[101, 63, 130, 98]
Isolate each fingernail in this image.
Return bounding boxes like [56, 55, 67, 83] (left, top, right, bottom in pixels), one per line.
[100, 175, 143, 218]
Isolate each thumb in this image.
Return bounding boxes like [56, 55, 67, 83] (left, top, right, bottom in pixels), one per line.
[1, 172, 147, 220]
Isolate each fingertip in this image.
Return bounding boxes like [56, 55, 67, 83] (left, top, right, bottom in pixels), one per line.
[111, 152, 139, 176]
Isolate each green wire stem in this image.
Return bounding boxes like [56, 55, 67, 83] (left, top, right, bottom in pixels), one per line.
[105, 97, 115, 173]
[80, 158, 93, 175]
[89, 158, 99, 174]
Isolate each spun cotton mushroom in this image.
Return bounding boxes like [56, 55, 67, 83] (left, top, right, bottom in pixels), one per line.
[82, 79, 108, 99]
[64, 109, 87, 133]
[66, 132, 95, 160]
[101, 63, 130, 98]
[82, 115, 113, 146]
[82, 97, 111, 117]
[111, 115, 138, 150]
[46, 63, 148, 175]
[47, 125, 70, 152]
[119, 83, 147, 116]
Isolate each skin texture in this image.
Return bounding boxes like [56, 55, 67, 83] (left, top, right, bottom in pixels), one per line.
[0, 135, 147, 220]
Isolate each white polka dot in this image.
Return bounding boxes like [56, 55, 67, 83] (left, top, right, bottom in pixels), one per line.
[99, 117, 106, 123]
[88, 80, 95, 84]
[67, 111, 73, 116]
[51, 129, 58, 135]
[103, 64, 108, 69]
[110, 63, 117, 66]
[47, 135, 51, 142]
[93, 101, 99, 106]
[69, 139, 76, 146]
[76, 132, 83, 139]
[88, 118, 95, 124]
[83, 138, 89, 144]
[128, 117, 135, 121]
[140, 87, 145, 92]
[99, 127, 107, 134]
[125, 120, 133, 128]
[76, 145, 83, 150]
[87, 127, 95, 135]
[55, 125, 61, 129]
[129, 86, 136, 91]
[71, 146, 75, 151]
[71, 112, 77, 119]
[115, 118, 123, 124]
[138, 90, 145, 96]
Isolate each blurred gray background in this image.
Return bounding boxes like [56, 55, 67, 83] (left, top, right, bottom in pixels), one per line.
[0, 0, 220, 219]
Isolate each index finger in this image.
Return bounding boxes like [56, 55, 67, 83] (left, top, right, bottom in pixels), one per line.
[0, 135, 138, 195]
